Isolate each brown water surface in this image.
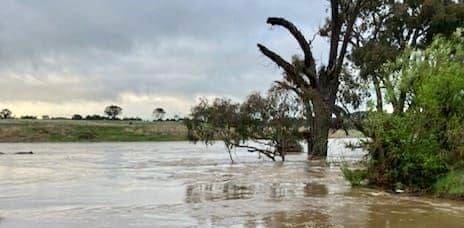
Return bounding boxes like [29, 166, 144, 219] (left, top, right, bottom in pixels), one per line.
[0, 140, 463, 227]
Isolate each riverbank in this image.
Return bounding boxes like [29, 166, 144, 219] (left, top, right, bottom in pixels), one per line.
[342, 165, 464, 200]
[0, 119, 364, 143]
[0, 119, 188, 142]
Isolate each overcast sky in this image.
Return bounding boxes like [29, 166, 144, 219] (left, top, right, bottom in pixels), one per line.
[0, 0, 329, 119]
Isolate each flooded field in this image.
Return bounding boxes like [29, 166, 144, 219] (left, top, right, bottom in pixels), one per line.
[0, 140, 463, 227]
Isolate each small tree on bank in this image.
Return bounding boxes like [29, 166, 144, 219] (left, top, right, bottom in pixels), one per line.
[104, 105, 122, 120]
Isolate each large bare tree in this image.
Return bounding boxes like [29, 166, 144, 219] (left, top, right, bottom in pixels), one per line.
[257, 0, 371, 158]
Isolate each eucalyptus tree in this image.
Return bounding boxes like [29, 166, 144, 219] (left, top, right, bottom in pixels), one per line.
[0, 109, 12, 119]
[257, 0, 464, 158]
[153, 108, 166, 121]
[104, 105, 122, 120]
[257, 0, 378, 158]
[349, 0, 464, 113]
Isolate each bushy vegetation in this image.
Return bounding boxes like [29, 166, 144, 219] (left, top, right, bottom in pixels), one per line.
[341, 165, 368, 186]
[185, 87, 304, 161]
[20, 115, 37, 120]
[361, 31, 464, 195]
[433, 170, 464, 199]
[364, 112, 448, 190]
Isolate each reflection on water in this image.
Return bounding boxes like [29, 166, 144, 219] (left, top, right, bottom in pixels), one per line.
[0, 140, 463, 227]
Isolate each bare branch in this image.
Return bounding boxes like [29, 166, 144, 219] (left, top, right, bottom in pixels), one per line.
[258, 44, 310, 88]
[232, 143, 276, 161]
[333, 0, 363, 77]
[265, 17, 318, 87]
[266, 17, 315, 69]
[258, 44, 298, 76]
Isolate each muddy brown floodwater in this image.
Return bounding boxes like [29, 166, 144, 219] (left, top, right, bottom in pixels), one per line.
[0, 140, 463, 227]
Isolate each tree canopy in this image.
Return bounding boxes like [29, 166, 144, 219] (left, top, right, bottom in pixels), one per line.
[0, 109, 12, 119]
[153, 108, 166, 120]
[104, 105, 123, 119]
[186, 88, 304, 161]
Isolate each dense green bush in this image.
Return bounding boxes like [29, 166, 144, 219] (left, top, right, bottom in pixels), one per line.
[364, 112, 448, 190]
[362, 30, 464, 193]
[433, 170, 464, 199]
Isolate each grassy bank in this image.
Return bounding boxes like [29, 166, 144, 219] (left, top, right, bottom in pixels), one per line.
[0, 119, 188, 142]
[0, 119, 363, 143]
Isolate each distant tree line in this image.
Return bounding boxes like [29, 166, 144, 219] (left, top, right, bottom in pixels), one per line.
[0, 105, 183, 122]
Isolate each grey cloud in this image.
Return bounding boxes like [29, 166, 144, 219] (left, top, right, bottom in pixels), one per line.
[0, 0, 328, 115]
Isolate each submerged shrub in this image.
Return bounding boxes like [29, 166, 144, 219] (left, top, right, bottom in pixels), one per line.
[341, 165, 368, 186]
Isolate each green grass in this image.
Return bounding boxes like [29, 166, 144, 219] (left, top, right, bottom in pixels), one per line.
[433, 170, 464, 199]
[0, 119, 188, 142]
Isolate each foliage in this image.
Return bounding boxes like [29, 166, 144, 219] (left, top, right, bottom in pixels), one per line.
[122, 117, 142, 121]
[341, 165, 368, 186]
[433, 170, 464, 199]
[364, 112, 448, 190]
[20, 115, 37, 120]
[104, 105, 123, 119]
[349, 0, 464, 112]
[72, 114, 83, 120]
[185, 88, 304, 161]
[0, 109, 12, 119]
[363, 31, 464, 191]
[153, 108, 166, 120]
[85, 114, 108, 120]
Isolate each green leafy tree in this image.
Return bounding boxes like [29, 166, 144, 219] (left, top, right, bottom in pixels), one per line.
[349, 0, 464, 113]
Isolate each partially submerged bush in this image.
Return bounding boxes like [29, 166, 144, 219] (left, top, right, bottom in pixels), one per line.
[185, 87, 304, 161]
[341, 165, 368, 186]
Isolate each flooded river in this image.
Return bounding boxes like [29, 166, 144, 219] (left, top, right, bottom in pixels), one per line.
[0, 140, 463, 227]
